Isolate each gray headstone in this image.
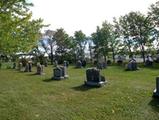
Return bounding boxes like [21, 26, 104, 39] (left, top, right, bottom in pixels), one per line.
[53, 67, 64, 80]
[60, 66, 68, 78]
[18, 62, 23, 72]
[24, 63, 29, 72]
[28, 62, 32, 72]
[53, 66, 68, 80]
[126, 59, 138, 71]
[36, 64, 44, 75]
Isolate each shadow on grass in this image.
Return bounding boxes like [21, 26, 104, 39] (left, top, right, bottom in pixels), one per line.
[149, 98, 159, 112]
[43, 78, 64, 82]
[72, 84, 99, 91]
[26, 73, 38, 76]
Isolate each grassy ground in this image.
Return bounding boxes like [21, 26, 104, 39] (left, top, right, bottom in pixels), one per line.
[0, 65, 159, 120]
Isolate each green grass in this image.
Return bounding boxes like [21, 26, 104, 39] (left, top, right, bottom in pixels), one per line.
[0, 65, 159, 120]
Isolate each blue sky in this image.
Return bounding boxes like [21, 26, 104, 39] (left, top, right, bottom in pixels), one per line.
[29, 0, 158, 36]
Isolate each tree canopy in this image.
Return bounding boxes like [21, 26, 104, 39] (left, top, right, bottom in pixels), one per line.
[0, 0, 44, 55]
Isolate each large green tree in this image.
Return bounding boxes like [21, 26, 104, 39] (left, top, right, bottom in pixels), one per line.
[91, 21, 113, 63]
[149, 1, 159, 50]
[73, 30, 86, 60]
[0, 0, 43, 55]
[117, 12, 155, 62]
[54, 28, 72, 62]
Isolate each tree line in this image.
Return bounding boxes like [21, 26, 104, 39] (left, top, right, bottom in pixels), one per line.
[1, 0, 159, 64]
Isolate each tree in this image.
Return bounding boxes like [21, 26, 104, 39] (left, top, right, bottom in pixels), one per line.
[73, 30, 86, 60]
[44, 30, 56, 65]
[149, 1, 159, 50]
[0, 0, 44, 56]
[116, 12, 155, 62]
[116, 15, 135, 57]
[54, 28, 72, 63]
[91, 21, 112, 63]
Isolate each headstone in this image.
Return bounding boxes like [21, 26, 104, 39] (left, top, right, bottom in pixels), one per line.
[64, 61, 68, 67]
[54, 60, 58, 67]
[0, 62, 2, 69]
[102, 62, 107, 69]
[52, 67, 64, 80]
[107, 60, 111, 65]
[60, 66, 69, 78]
[97, 62, 107, 69]
[156, 54, 159, 63]
[52, 66, 68, 80]
[97, 62, 103, 69]
[76, 60, 82, 68]
[117, 56, 123, 65]
[145, 55, 153, 67]
[12, 62, 16, 69]
[82, 60, 86, 68]
[18, 62, 23, 72]
[36, 63, 44, 75]
[85, 68, 106, 87]
[126, 58, 138, 71]
[153, 77, 159, 98]
[24, 63, 29, 72]
[28, 61, 32, 72]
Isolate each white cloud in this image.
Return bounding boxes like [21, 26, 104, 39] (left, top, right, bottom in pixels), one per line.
[30, 0, 158, 36]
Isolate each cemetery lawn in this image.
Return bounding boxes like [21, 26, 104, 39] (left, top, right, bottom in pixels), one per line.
[0, 66, 159, 120]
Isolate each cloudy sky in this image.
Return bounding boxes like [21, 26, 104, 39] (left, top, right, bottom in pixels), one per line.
[30, 0, 158, 36]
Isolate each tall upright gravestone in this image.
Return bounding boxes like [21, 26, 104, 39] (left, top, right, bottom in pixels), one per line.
[24, 63, 29, 72]
[18, 62, 23, 72]
[36, 63, 44, 75]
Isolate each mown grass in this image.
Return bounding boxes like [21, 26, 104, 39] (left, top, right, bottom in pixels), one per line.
[0, 65, 159, 120]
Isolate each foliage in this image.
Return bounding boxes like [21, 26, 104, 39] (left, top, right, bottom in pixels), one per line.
[0, 0, 44, 55]
[116, 12, 155, 62]
[54, 28, 72, 62]
[73, 30, 86, 60]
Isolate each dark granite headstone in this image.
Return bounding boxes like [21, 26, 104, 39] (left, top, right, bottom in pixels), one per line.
[76, 60, 82, 68]
[0, 62, 1, 69]
[13, 62, 16, 69]
[85, 68, 106, 87]
[82, 60, 86, 68]
[153, 77, 159, 98]
[117, 56, 123, 65]
[126, 59, 138, 71]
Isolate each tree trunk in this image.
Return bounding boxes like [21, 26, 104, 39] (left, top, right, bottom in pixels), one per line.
[89, 46, 93, 63]
[112, 48, 115, 63]
[128, 46, 133, 58]
[104, 55, 107, 63]
[141, 45, 145, 63]
[50, 45, 53, 65]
